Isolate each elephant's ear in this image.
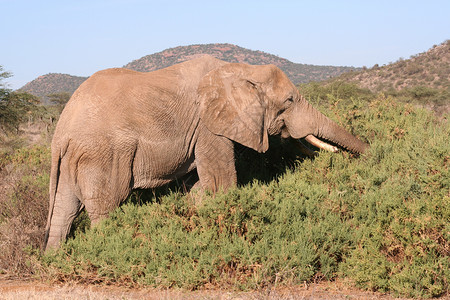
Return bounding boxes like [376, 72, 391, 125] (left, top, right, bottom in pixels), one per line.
[197, 64, 269, 153]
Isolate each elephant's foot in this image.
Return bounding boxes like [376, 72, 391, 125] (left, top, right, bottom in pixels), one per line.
[45, 192, 82, 251]
[186, 185, 206, 207]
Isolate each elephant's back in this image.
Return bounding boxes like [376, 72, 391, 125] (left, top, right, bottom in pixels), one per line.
[52, 56, 228, 150]
[52, 66, 183, 152]
[52, 69, 141, 147]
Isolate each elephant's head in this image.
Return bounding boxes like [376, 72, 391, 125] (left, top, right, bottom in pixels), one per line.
[198, 63, 368, 154]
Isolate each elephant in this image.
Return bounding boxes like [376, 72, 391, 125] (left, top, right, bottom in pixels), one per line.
[44, 55, 368, 250]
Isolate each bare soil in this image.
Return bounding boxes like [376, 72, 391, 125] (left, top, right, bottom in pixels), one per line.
[0, 276, 417, 300]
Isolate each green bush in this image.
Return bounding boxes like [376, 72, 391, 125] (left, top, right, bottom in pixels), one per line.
[389, 86, 450, 106]
[41, 96, 449, 297]
[0, 90, 41, 135]
[44, 181, 354, 289]
[322, 96, 449, 298]
[298, 81, 375, 105]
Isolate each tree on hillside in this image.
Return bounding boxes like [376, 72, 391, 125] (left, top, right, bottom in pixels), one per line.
[0, 66, 12, 102]
[0, 66, 11, 87]
[0, 66, 40, 134]
[48, 92, 70, 106]
[47, 92, 70, 113]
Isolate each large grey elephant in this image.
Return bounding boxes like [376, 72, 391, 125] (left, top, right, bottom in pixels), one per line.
[44, 55, 368, 250]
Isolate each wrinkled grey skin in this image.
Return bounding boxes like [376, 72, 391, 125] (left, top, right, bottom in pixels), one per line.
[44, 56, 368, 250]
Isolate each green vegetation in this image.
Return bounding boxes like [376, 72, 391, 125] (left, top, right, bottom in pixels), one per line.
[41, 92, 448, 298]
[386, 85, 450, 107]
[0, 67, 40, 135]
[47, 92, 71, 113]
[299, 79, 449, 118]
[298, 80, 375, 104]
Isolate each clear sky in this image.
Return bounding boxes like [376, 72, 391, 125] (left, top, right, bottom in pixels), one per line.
[1, 0, 449, 90]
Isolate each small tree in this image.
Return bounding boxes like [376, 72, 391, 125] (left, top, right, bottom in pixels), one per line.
[48, 92, 70, 106]
[0, 66, 40, 134]
[47, 92, 71, 113]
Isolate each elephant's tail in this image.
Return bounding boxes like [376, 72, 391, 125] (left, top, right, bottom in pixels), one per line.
[43, 145, 62, 250]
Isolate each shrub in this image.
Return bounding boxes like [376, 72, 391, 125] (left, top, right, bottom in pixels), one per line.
[324, 96, 449, 298]
[298, 81, 375, 105]
[387, 86, 450, 107]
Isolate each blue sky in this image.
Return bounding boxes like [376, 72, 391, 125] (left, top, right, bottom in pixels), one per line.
[1, 0, 449, 90]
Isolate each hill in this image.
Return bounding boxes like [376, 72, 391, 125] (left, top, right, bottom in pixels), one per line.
[123, 43, 357, 84]
[19, 44, 357, 101]
[337, 40, 450, 91]
[19, 73, 88, 104]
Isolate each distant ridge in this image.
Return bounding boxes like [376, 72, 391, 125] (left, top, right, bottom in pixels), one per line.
[19, 43, 358, 101]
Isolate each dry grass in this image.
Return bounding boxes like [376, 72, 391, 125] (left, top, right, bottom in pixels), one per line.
[0, 145, 50, 276]
[0, 278, 409, 300]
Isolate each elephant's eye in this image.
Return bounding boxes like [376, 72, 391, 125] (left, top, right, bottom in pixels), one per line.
[277, 97, 294, 117]
[284, 96, 294, 107]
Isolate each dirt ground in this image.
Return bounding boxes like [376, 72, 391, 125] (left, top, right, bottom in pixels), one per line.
[0, 277, 418, 300]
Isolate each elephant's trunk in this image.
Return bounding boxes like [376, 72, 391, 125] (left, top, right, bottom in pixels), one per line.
[316, 113, 368, 153]
[287, 100, 369, 154]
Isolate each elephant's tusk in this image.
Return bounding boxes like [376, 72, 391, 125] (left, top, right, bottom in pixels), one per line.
[294, 139, 318, 158]
[304, 135, 339, 153]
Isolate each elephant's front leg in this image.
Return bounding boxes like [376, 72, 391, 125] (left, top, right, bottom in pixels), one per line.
[195, 126, 237, 192]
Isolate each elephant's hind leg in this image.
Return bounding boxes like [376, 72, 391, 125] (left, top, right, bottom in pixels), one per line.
[77, 151, 134, 225]
[46, 161, 83, 249]
[82, 197, 124, 225]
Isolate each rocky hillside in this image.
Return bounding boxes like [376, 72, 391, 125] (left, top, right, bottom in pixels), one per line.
[124, 43, 357, 84]
[337, 40, 450, 91]
[19, 44, 357, 101]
